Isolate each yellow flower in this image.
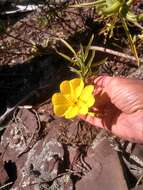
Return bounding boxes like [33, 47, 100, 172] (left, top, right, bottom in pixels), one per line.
[52, 78, 95, 119]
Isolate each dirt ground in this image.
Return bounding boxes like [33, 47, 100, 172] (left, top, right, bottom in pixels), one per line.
[0, 1, 143, 190]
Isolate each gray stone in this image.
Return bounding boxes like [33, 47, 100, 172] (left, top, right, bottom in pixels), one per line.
[76, 139, 128, 190]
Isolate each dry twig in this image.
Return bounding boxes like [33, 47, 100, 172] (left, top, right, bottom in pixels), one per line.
[90, 46, 143, 64]
[0, 182, 13, 190]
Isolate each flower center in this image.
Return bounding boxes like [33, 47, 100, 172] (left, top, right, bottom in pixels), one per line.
[69, 96, 78, 105]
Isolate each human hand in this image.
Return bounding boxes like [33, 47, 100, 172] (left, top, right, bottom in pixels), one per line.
[81, 76, 143, 143]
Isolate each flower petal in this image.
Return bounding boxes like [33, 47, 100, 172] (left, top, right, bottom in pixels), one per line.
[70, 78, 84, 98]
[53, 105, 69, 117]
[64, 105, 79, 119]
[60, 80, 71, 95]
[86, 95, 95, 107]
[79, 106, 88, 115]
[52, 93, 71, 106]
[77, 100, 88, 115]
[79, 85, 94, 102]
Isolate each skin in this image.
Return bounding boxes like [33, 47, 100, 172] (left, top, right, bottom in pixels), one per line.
[81, 76, 143, 143]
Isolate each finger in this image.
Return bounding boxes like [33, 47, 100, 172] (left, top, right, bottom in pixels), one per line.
[95, 77, 143, 113]
[93, 76, 113, 106]
[93, 76, 113, 88]
[79, 115, 104, 129]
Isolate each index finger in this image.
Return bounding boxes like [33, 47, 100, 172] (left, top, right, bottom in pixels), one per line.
[93, 76, 113, 88]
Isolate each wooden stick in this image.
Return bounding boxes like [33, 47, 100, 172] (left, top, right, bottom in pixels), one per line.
[90, 45, 143, 64]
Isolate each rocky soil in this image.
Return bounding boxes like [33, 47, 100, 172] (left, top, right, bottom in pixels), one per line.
[0, 1, 143, 190]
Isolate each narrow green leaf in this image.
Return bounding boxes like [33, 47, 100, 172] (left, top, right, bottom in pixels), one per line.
[121, 17, 140, 65]
[137, 13, 143, 22]
[57, 51, 74, 63]
[102, 1, 121, 15]
[60, 38, 84, 68]
[70, 0, 105, 8]
[86, 50, 96, 70]
[126, 0, 133, 6]
[80, 44, 85, 62]
[85, 34, 94, 61]
[69, 67, 82, 78]
[83, 67, 90, 78]
[60, 38, 77, 58]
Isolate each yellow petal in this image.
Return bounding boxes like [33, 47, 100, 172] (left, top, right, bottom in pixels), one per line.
[79, 85, 94, 102]
[86, 95, 95, 107]
[53, 105, 69, 117]
[60, 80, 71, 95]
[52, 93, 71, 106]
[64, 105, 79, 119]
[77, 100, 88, 115]
[79, 106, 88, 115]
[70, 78, 84, 98]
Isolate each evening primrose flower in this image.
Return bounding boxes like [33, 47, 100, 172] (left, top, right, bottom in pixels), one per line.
[52, 78, 95, 119]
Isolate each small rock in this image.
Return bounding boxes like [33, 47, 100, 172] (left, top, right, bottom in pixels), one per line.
[0, 157, 9, 185]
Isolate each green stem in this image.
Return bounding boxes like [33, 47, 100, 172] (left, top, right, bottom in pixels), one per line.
[70, 0, 105, 8]
[138, 13, 143, 22]
[126, 0, 133, 6]
[121, 16, 140, 65]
